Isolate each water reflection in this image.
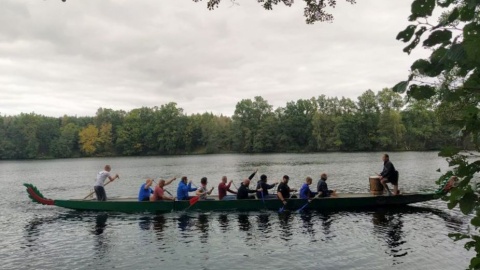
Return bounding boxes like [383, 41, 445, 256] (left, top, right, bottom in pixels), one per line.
[218, 214, 229, 232]
[318, 213, 334, 241]
[178, 214, 193, 233]
[93, 214, 108, 235]
[139, 217, 152, 230]
[196, 214, 209, 243]
[92, 214, 109, 258]
[299, 211, 315, 237]
[238, 214, 251, 231]
[278, 212, 293, 241]
[257, 213, 271, 234]
[372, 209, 407, 265]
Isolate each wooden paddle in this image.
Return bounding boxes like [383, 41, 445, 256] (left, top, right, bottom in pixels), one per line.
[83, 177, 117, 200]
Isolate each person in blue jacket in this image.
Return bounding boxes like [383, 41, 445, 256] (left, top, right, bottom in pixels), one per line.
[177, 176, 197, 200]
[299, 177, 317, 199]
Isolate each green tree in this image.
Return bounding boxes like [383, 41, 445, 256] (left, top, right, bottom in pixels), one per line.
[394, 1, 480, 268]
[311, 95, 341, 151]
[51, 123, 80, 158]
[279, 98, 317, 151]
[232, 96, 273, 152]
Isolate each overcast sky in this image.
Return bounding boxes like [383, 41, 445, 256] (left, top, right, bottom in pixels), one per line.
[0, 0, 431, 117]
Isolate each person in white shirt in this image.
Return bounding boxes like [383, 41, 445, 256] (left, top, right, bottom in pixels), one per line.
[94, 165, 119, 201]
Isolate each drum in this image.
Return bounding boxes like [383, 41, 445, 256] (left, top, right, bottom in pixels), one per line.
[369, 176, 384, 195]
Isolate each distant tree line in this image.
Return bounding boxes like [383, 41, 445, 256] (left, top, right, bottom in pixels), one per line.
[0, 88, 470, 159]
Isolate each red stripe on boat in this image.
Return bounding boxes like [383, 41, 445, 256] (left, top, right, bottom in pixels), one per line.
[27, 187, 54, 205]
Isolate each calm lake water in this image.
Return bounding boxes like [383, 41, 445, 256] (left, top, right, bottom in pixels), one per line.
[0, 152, 473, 269]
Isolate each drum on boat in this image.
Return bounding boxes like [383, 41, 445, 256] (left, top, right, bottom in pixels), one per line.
[369, 176, 384, 195]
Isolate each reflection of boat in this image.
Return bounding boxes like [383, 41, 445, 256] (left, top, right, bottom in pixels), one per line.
[25, 183, 441, 213]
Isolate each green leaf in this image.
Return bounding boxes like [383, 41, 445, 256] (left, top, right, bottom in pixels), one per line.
[439, 146, 460, 157]
[411, 59, 431, 73]
[393, 81, 409, 93]
[459, 191, 477, 214]
[459, 6, 475, 21]
[403, 27, 427, 54]
[396, 25, 417, 42]
[445, 7, 460, 24]
[464, 22, 480, 40]
[409, 0, 436, 21]
[430, 46, 448, 64]
[472, 217, 480, 227]
[447, 199, 458, 209]
[407, 84, 436, 100]
[450, 186, 466, 200]
[471, 257, 480, 269]
[465, 240, 476, 250]
[449, 232, 470, 241]
[423, 30, 452, 47]
[446, 44, 467, 62]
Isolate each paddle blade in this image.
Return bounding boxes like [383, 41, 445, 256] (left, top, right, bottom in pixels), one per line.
[296, 203, 309, 213]
[189, 196, 200, 206]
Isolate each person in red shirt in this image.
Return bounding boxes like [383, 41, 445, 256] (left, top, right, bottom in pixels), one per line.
[150, 178, 176, 201]
[218, 176, 237, 200]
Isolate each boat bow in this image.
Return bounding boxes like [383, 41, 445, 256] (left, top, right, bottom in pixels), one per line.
[24, 183, 55, 206]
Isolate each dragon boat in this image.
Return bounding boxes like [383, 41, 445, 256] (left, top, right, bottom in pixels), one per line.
[24, 183, 441, 213]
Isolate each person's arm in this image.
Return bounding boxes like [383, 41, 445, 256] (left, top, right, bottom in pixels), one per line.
[227, 186, 237, 194]
[226, 181, 232, 189]
[380, 163, 393, 178]
[108, 173, 119, 181]
[266, 182, 277, 189]
[187, 182, 197, 192]
[248, 169, 258, 180]
[164, 177, 177, 186]
[195, 188, 205, 196]
[277, 191, 287, 205]
[162, 194, 175, 201]
[207, 187, 214, 195]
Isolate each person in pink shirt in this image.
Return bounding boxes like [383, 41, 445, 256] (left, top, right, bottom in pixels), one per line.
[150, 177, 176, 201]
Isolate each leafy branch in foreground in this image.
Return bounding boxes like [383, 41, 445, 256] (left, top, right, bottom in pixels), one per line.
[394, 0, 480, 268]
[59, 0, 356, 24]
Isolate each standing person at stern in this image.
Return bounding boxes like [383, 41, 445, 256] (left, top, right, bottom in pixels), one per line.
[94, 165, 119, 201]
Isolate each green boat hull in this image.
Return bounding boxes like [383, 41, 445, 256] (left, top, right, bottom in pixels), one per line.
[25, 183, 439, 213]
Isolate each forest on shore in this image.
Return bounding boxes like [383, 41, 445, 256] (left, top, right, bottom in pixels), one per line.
[0, 88, 469, 160]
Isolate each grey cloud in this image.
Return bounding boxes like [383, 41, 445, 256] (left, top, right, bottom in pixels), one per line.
[0, 0, 432, 117]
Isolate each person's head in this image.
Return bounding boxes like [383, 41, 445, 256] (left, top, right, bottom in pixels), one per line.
[221, 176, 227, 183]
[158, 179, 166, 187]
[260, 174, 267, 182]
[382, 153, 389, 162]
[243, 178, 251, 186]
[305, 177, 313, 185]
[201, 177, 208, 186]
[104, 165, 111, 172]
[181, 176, 188, 183]
[146, 178, 153, 187]
[283, 175, 289, 183]
[321, 173, 328, 181]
